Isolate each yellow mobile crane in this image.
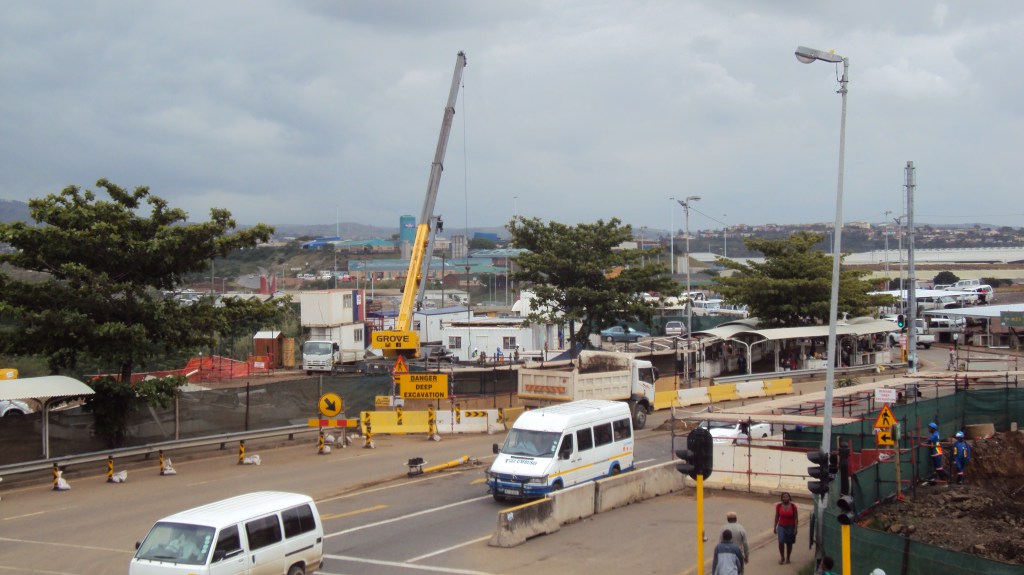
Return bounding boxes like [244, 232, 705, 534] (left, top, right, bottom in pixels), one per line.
[371, 51, 467, 357]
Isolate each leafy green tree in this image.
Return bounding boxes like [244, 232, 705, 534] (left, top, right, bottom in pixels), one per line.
[469, 236, 497, 249]
[508, 216, 677, 348]
[713, 231, 891, 328]
[0, 180, 284, 445]
[932, 271, 959, 286]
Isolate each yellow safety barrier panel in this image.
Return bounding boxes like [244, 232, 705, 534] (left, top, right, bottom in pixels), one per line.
[501, 406, 526, 428]
[360, 410, 432, 434]
[654, 390, 679, 411]
[706, 383, 739, 403]
[763, 377, 795, 396]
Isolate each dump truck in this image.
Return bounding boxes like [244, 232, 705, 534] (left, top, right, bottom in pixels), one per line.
[516, 350, 657, 429]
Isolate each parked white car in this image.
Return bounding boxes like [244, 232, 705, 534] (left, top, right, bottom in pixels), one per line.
[664, 321, 686, 336]
[0, 399, 33, 417]
[700, 420, 772, 444]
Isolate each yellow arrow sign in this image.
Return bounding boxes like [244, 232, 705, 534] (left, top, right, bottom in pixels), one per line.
[876, 429, 895, 446]
[874, 404, 896, 429]
[319, 393, 343, 417]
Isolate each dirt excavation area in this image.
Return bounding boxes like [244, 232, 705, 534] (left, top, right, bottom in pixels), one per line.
[869, 430, 1024, 565]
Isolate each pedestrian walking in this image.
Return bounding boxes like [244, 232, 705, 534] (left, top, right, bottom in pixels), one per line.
[947, 346, 957, 371]
[773, 492, 798, 564]
[719, 511, 749, 564]
[712, 528, 744, 575]
[924, 422, 947, 481]
[952, 431, 971, 484]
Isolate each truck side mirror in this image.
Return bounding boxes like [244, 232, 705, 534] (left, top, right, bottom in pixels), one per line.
[333, 342, 340, 352]
[492, 443, 500, 454]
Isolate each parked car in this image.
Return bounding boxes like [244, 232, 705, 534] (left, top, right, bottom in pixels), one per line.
[664, 321, 686, 336]
[600, 326, 650, 343]
[700, 420, 772, 444]
[0, 399, 32, 417]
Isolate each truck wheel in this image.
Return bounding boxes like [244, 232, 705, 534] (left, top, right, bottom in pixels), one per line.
[287, 564, 305, 575]
[630, 402, 647, 429]
[923, 343, 931, 349]
[306, 370, 313, 376]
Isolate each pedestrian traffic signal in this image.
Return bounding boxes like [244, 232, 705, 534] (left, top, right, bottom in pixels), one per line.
[897, 314, 906, 329]
[836, 494, 857, 525]
[807, 449, 832, 495]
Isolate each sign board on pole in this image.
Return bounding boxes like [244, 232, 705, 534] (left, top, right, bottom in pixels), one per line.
[318, 393, 343, 418]
[393, 355, 409, 374]
[875, 428, 895, 446]
[874, 388, 898, 405]
[873, 404, 896, 430]
[398, 373, 449, 399]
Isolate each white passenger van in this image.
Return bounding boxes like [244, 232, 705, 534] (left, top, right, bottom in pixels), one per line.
[486, 400, 634, 502]
[129, 491, 323, 575]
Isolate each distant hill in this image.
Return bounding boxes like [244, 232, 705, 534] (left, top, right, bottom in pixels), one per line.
[0, 199, 31, 223]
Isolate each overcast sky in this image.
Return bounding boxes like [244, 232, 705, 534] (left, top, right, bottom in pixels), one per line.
[2, 1, 1022, 236]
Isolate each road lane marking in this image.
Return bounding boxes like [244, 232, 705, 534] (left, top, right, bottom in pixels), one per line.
[469, 478, 487, 485]
[324, 495, 491, 539]
[0, 535, 129, 554]
[323, 554, 496, 574]
[406, 534, 491, 563]
[320, 504, 388, 520]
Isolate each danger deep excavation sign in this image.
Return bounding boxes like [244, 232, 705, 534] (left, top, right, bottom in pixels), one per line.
[371, 330, 420, 350]
[398, 373, 449, 399]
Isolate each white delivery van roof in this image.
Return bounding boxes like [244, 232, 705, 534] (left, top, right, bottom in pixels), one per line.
[514, 400, 630, 433]
[158, 491, 314, 528]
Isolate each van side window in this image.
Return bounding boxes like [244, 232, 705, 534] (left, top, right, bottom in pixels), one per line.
[613, 418, 631, 440]
[557, 434, 574, 458]
[245, 515, 282, 551]
[594, 422, 613, 446]
[282, 504, 317, 538]
[576, 427, 594, 451]
[213, 525, 242, 561]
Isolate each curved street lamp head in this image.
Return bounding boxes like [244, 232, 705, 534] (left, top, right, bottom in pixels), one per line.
[795, 46, 844, 64]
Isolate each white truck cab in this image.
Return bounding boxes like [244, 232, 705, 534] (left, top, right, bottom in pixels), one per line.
[486, 400, 634, 502]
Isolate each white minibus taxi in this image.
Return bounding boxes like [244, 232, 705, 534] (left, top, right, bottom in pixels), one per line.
[129, 491, 323, 575]
[486, 400, 634, 502]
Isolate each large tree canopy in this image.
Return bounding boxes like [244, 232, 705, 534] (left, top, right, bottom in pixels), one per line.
[0, 179, 283, 385]
[508, 216, 677, 348]
[713, 231, 891, 328]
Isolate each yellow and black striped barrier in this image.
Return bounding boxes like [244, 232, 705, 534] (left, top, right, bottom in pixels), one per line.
[238, 440, 245, 464]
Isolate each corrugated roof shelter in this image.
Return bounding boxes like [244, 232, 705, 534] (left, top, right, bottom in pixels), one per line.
[0, 375, 95, 459]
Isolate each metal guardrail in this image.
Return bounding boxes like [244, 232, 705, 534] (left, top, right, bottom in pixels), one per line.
[713, 363, 895, 385]
[0, 424, 314, 480]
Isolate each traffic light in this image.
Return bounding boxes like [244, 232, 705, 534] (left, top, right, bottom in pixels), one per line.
[676, 427, 714, 480]
[836, 494, 857, 525]
[675, 447, 697, 479]
[828, 452, 839, 476]
[897, 314, 906, 329]
[806, 449, 832, 495]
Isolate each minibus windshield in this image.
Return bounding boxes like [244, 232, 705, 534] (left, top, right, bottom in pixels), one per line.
[501, 429, 561, 457]
[135, 522, 215, 565]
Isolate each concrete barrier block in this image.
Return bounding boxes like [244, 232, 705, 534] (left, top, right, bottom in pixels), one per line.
[489, 498, 560, 548]
[735, 380, 766, 399]
[676, 388, 711, 407]
[707, 384, 739, 403]
[763, 377, 794, 396]
[549, 481, 596, 524]
[595, 462, 687, 514]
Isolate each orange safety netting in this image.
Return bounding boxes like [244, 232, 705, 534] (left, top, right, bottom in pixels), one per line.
[95, 355, 276, 384]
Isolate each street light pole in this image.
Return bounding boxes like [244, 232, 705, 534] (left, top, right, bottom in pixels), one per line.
[670, 197, 676, 276]
[796, 44, 849, 565]
[677, 196, 701, 388]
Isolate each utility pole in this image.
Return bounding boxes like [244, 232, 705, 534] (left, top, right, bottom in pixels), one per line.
[906, 161, 918, 372]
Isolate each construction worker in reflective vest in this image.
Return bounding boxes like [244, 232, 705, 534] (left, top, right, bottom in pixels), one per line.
[952, 431, 971, 484]
[925, 422, 947, 481]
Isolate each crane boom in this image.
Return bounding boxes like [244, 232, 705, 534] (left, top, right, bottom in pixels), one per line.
[371, 51, 466, 356]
